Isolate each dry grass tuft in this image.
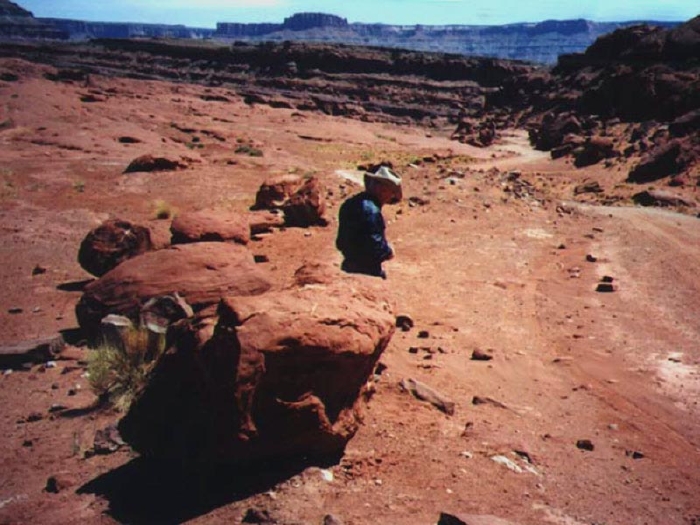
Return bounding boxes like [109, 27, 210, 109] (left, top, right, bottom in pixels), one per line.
[87, 327, 166, 412]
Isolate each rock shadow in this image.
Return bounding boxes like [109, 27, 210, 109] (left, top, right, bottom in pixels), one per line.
[78, 454, 337, 524]
[57, 279, 94, 292]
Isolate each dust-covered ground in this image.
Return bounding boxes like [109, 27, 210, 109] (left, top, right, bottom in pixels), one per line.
[1, 58, 699, 525]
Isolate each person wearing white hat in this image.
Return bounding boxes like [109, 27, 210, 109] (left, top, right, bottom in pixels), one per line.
[336, 166, 402, 278]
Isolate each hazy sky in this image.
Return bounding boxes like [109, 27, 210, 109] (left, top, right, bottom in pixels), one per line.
[18, 0, 698, 28]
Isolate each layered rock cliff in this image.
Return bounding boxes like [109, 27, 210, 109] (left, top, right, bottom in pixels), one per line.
[0, 0, 67, 39]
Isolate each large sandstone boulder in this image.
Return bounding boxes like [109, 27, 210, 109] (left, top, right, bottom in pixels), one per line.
[78, 219, 153, 277]
[252, 174, 304, 210]
[170, 210, 250, 245]
[282, 177, 328, 227]
[118, 266, 395, 466]
[627, 140, 683, 183]
[76, 243, 272, 336]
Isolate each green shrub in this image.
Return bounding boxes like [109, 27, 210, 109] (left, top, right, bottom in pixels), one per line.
[87, 327, 166, 412]
[235, 144, 263, 157]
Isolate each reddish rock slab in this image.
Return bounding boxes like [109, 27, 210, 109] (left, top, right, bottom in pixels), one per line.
[76, 243, 272, 336]
[78, 219, 153, 277]
[252, 174, 304, 210]
[282, 177, 328, 227]
[170, 210, 250, 245]
[118, 271, 395, 466]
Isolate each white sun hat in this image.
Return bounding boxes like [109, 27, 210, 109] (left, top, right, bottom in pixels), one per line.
[364, 166, 402, 187]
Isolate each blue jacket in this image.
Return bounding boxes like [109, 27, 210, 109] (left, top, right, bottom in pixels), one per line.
[336, 192, 393, 274]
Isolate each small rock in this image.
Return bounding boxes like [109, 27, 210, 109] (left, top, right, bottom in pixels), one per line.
[320, 469, 334, 482]
[596, 282, 618, 293]
[608, 424, 619, 431]
[601, 275, 614, 283]
[460, 451, 473, 459]
[557, 244, 566, 250]
[3, 369, 12, 376]
[67, 389, 77, 397]
[254, 254, 270, 263]
[417, 330, 430, 339]
[471, 349, 493, 361]
[32, 265, 47, 276]
[491, 455, 522, 473]
[472, 396, 508, 409]
[22, 439, 33, 447]
[45, 361, 57, 369]
[242, 508, 274, 523]
[576, 439, 595, 451]
[400, 378, 455, 415]
[323, 514, 343, 525]
[25, 412, 43, 423]
[586, 254, 598, 262]
[45, 473, 76, 493]
[48, 404, 66, 413]
[626, 450, 645, 460]
[8, 307, 23, 314]
[396, 315, 414, 332]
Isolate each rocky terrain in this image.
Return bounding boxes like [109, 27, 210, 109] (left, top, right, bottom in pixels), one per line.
[0, 15, 699, 525]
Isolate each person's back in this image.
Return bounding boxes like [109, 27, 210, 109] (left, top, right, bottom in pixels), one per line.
[336, 166, 402, 278]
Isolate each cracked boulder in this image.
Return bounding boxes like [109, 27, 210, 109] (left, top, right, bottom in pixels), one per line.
[118, 265, 395, 466]
[76, 242, 271, 337]
[78, 219, 153, 277]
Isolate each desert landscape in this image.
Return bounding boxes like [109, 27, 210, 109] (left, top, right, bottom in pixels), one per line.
[1, 10, 700, 525]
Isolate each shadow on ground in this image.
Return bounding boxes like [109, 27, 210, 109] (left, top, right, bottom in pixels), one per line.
[78, 455, 335, 524]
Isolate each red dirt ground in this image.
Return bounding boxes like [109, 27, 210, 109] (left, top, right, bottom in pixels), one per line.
[1, 58, 699, 525]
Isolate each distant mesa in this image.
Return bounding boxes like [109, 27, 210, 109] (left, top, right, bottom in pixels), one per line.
[0, 0, 68, 39]
[0, 0, 682, 64]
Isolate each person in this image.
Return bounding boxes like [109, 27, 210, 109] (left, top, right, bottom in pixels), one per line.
[336, 166, 402, 278]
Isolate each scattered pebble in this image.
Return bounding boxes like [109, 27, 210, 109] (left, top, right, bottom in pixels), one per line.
[576, 439, 595, 451]
[417, 330, 430, 339]
[45, 361, 57, 369]
[320, 469, 334, 482]
[586, 254, 598, 262]
[8, 307, 23, 314]
[471, 349, 493, 361]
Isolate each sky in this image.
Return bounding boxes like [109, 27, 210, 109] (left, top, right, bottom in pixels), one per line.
[17, 0, 699, 28]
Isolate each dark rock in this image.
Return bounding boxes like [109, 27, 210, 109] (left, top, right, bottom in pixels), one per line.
[626, 450, 645, 459]
[596, 282, 617, 293]
[0, 336, 65, 368]
[633, 189, 696, 208]
[574, 180, 604, 195]
[437, 514, 468, 525]
[45, 473, 77, 494]
[628, 140, 683, 183]
[78, 219, 153, 277]
[118, 272, 395, 466]
[472, 396, 508, 409]
[573, 137, 615, 168]
[471, 349, 493, 361]
[8, 307, 22, 314]
[242, 508, 275, 523]
[417, 330, 430, 339]
[396, 315, 414, 331]
[91, 425, 126, 456]
[282, 177, 328, 227]
[576, 439, 595, 451]
[170, 210, 250, 245]
[32, 264, 47, 275]
[323, 515, 344, 525]
[76, 243, 271, 337]
[118, 136, 142, 144]
[139, 293, 194, 335]
[124, 155, 186, 174]
[400, 378, 455, 415]
[586, 254, 598, 262]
